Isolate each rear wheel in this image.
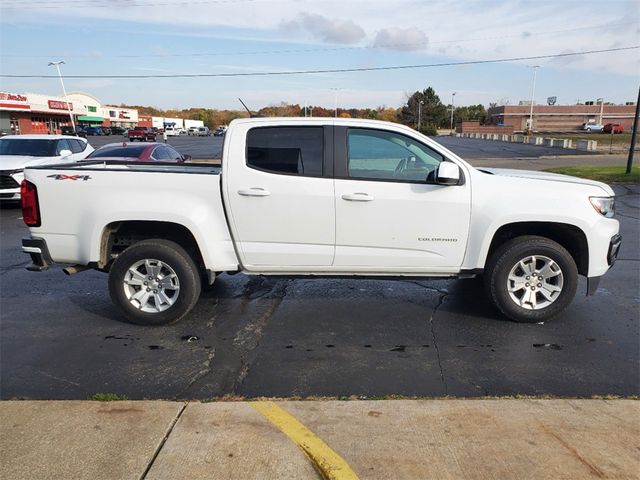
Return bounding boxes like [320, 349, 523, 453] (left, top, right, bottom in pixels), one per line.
[485, 236, 578, 323]
[108, 239, 201, 325]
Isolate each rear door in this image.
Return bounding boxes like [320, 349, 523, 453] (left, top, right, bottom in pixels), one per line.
[333, 127, 471, 272]
[224, 123, 335, 269]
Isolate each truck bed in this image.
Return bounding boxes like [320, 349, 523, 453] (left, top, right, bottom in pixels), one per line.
[23, 160, 236, 271]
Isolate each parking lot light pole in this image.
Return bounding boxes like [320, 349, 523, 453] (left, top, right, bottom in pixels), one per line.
[417, 100, 424, 129]
[48, 61, 75, 132]
[331, 88, 340, 118]
[597, 98, 604, 125]
[450, 92, 456, 131]
[528, 66, 539, 133]
[626, 84, 640, 175]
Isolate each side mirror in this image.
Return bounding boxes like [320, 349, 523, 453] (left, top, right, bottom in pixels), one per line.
[182, 154, 192, 162]
[436, 162, 460, 185]
[59, 149, 72, 158]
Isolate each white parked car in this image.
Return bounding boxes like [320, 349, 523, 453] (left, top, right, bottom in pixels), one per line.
[20, 118, 620, 325]
[582, 123, 604, 133]
[187, 127, 199, 136]
[196, 126, 210, 136]
[0, 135, 93, 201]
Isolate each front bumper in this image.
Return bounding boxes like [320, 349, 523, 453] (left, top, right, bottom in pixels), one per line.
[0, 188, 20, 200]
[1, 170, 24, 200]
[22, 237, 53, 272]
[586, 234, 622, 296]
[607, 234, 622, 266]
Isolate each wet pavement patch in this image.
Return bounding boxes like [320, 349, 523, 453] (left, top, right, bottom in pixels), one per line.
[533, 343, 563, 350]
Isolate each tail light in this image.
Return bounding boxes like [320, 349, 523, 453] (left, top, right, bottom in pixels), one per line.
[21, 180, 41, 227]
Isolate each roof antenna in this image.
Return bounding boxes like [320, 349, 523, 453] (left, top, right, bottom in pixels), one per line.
[238, 98, 265, 118]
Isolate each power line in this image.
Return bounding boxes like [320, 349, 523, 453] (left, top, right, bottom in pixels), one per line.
[0, 21, 634, 59]
[1, 46, 636, 79]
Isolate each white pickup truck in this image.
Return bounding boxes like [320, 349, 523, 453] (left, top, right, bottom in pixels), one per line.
[20, 118, 621, 325]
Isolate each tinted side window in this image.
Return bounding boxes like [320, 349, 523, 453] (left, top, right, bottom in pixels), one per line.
[347, 128, 443, 182]
[247, 127, 323, 176]
[153, 146, 171, 160]
[69, 140, 83, 154]
[56, 139, 71, 155]
[166, 146, 182, 160]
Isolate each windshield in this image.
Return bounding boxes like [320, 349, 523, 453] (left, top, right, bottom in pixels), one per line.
[0, 139, 58, 157]
[87, 146, 147, 158]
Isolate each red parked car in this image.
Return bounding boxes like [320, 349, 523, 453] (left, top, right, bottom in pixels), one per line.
[603, 123, 624, 134]
[85, 142, 191, 162]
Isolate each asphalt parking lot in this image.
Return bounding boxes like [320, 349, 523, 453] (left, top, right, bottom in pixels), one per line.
[85, 133, 585, 160]
[1, 176, 638, 399]
[86, 134, 224, 159]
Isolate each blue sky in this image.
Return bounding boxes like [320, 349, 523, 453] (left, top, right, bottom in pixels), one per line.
[1, 0, 638, 110]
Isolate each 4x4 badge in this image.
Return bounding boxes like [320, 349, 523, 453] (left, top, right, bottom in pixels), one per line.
[47, 174, 91, 181]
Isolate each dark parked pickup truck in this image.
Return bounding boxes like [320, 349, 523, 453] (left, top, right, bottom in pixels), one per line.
[128, 127, 156, 142]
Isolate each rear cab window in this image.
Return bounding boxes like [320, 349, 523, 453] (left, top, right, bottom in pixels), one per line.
[246, 126, 324, 177]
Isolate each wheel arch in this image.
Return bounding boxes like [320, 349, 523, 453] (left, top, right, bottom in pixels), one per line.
[485, 221, 589, 276]
[98, 220, 205, 272]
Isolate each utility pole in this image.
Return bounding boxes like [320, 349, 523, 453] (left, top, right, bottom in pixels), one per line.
[417, 100, 424, 129]
[597, 97, 604, 125]
[450, 92, 456, 131]
[528, 66, 539, 133]
[331, 88, 340, 118]
[48, 61, 75, 131]
[626, 84, 640, 175]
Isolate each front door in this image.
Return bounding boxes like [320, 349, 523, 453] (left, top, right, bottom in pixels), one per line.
[333, 127, 471, 273]
[225, 124, 335, 269]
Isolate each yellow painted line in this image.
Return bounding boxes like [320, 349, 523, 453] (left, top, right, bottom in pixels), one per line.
[250, 401, 359, 480]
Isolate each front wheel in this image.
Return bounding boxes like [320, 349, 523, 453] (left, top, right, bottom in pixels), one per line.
[108, 239, 201, 325]
[485, 236, 577, 323]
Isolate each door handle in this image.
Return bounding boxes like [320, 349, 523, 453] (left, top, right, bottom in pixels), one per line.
[342, 192, 374, 202]
[238, 188, 271, 197]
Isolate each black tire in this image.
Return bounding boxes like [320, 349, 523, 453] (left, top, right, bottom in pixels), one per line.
[484, 236, 578, 323]
[108, 239, 201, 326]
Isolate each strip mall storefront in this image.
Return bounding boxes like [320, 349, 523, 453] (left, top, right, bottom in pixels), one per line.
[0, 91, 139, 135]
[0, 92, 87, 135]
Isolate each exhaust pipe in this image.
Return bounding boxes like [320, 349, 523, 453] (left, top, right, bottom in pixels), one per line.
[63, 265, 90, 276]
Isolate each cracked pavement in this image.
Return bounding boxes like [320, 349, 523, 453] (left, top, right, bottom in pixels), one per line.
[1, 184, 638, 400]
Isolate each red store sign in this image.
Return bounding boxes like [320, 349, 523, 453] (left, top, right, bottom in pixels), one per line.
[0, 92, 30, 110]
[48, 100, 73, 111]
[0, 92, 28, 102]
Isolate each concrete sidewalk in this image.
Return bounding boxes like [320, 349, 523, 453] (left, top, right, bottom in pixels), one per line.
[1, 399, 638, 480]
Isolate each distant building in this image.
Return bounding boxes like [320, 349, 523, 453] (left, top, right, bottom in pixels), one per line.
[487, 103, 636, 132]
[0, 90, 201, 135]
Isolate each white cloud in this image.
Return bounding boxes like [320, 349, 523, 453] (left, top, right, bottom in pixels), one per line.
[373, 27, 428, 51]
[280, 13, 365, 44]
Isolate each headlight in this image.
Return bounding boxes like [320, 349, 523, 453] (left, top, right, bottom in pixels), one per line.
[589, 196, 615, 218]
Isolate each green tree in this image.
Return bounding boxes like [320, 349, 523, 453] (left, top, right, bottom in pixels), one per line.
[400, 87, 448, 130]
[452, 104, 487, 126]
